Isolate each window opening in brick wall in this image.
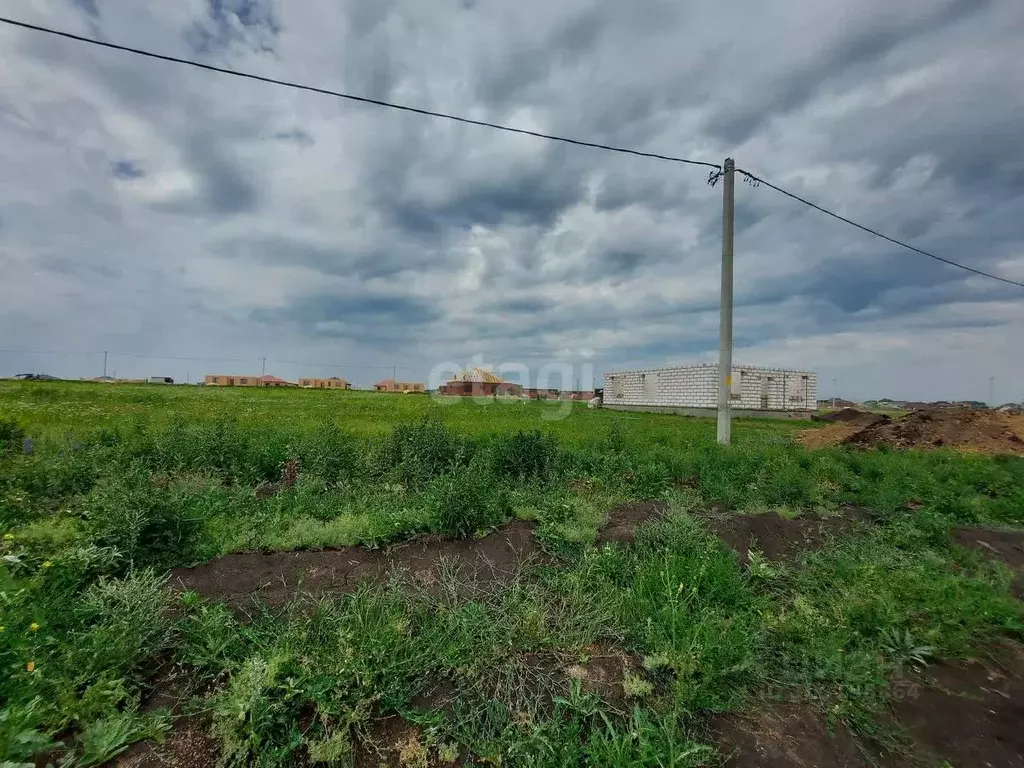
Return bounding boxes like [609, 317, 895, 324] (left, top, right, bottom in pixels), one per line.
[612, 377, 624, 399]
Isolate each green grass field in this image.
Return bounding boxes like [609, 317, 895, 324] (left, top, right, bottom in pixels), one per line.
[1, 381, 1022, 766]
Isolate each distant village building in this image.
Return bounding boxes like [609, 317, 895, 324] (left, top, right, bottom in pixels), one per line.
[205, 374, 259, 387]
[258, 375, 297, 388]
[439, 368, 521, 397]
[373, 379, 426, 393]
[204, 374, 296, 387]
[298, 377, 351, 390]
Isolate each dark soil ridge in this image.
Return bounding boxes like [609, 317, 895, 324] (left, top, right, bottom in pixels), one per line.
[170, 501, 669, 611]
[707, 508, 868, 566]
[170, 519, 546, 613]
[710, 642, 1024, 768]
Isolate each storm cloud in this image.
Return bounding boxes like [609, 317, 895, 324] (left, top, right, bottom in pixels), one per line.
[0, 0, 1022, 400]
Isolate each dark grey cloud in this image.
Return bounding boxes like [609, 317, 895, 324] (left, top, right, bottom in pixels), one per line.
[187, 0, 281, 55]
[67, 0, 99, 18]
[706, 0, 993, 145]
[476, 8, 604, 107]
[491, 297, 554, 315]
[367, 139, 589, 237]
[273, 129, 313, 145]
[253, 293, 442, 330]
[150, 132, 259, 216]
[110, 159, 144, 179]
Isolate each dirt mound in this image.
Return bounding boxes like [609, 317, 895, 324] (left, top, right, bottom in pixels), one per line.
[709, 703, 866, 767]
[953, 527, 1024, 598]
[708, 509, 866, 566]
[800, 408, 1024, 454]
[846, 408, 1024, 453]
[815, 408, 890, 427]
[597, 500, 668, 543]
[171, 521, 546, 614]
[890, 642, 1024, 768]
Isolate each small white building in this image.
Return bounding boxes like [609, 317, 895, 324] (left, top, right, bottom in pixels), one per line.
[604, 364, 817, 413]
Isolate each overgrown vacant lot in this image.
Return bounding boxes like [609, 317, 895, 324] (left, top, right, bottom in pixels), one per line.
[1, 381, 1023, 767]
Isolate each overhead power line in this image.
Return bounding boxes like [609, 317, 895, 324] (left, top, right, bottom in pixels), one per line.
[737, 168, 1024, 290]
[0, 16, 720, 172]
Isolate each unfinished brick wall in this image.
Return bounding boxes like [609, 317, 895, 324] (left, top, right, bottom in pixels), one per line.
[604, 364, 817, 411]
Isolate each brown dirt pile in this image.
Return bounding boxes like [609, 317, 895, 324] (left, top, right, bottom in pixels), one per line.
[799, 408, 1024, 454]
[814, 408, 891, 427]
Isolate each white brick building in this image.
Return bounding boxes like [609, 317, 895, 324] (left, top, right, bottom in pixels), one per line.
[604, 364, 817, 412]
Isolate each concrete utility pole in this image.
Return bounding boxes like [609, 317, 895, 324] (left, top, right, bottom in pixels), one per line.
[717, 158, 736, 446]
[989, 376, 995, 407]
[261, 357, 266, 376]
[833, 377, 837, 409]
[103, 350, 108, 378]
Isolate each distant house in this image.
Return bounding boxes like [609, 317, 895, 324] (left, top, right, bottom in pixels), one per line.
[16, 373, 61, 381]
[205, 374, 260, 387]
[299, 377, 351, 390]
[374, 379, 426, 393]
[439, 368, 521, 397]
[204, 374, 296, 387]
[258, 375, 297, 388]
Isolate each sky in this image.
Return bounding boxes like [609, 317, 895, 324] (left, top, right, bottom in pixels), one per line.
[0, 0, 1022, 401]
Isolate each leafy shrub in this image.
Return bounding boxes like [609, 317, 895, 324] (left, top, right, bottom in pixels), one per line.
[0, 417, 25, 453]
[82, 465, 200, 568]
[293, 422, 364, 485]
[485, 429, 561, 483]
[425, 465, 508, 537]
[372, 419, 474, 489]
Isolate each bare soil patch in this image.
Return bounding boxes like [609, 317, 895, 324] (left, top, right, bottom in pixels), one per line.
[709, 703, 867, 767]
[597, 500, 668, 543]
[711, 644, 1024, 768]
[798, 423, 864, 450]
[482, 645, 641, 713]
[108, 717, 219, 768]
[953, 527, 1024, 598]
[889, 642, 1024, 768]
[708, 510, 865, 566]
[171, 520, 545, 613]
[354, 714, 463, 768]
[801, 408, 1024, 454]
